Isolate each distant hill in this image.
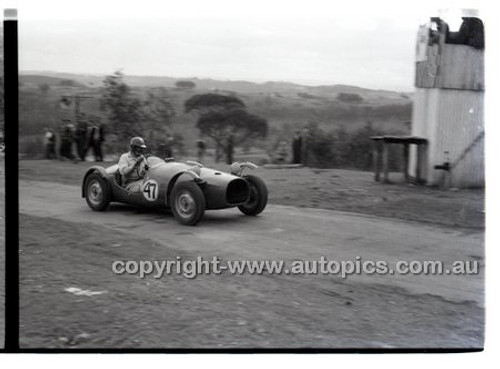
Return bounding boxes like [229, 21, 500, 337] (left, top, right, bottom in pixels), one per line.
[20, 71, 412, 103]
[20, 74, 88, 88]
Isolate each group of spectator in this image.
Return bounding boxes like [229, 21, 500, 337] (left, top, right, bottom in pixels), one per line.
[44, 114, 106, 162]
[43, 124, 307, 165]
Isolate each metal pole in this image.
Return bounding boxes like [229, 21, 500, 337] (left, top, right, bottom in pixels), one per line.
[373, 140, 381, 182]
[382, 142, 389, 183]
[75, 95, 80, 120]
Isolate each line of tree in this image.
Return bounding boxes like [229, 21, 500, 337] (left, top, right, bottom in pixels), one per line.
[175, 80, 196, 89]
[38, 83, 50, 94]
[303, 121, 404, 170]
[59, 79, 78, 87]
[336, 92, 364, 103]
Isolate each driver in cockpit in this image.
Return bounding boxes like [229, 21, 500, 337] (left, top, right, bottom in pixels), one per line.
[118, 137, 150, 192]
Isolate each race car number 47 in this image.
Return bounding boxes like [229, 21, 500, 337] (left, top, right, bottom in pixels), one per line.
[142, 179, 159, 201]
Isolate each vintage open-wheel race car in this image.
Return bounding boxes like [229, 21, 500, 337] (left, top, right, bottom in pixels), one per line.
[81, 156, 268, 226]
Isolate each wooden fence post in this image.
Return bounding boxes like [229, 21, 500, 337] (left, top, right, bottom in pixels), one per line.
[382, 142, 389, 183]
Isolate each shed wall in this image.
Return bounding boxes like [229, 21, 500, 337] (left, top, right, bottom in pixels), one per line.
[410, 88, 484, 187]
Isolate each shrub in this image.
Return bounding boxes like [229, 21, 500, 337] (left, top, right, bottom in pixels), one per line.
[59, 79, 76, 87]
[38, 83, 50, 94]
[303, 122, 404, 171]
[175, 81, 196, 89]
[305, 125, 337, 168]
[337, 93, 363, 103]
[297, 92, 318, 99]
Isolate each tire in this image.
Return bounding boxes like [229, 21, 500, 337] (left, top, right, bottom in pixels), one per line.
[170, 181, 206, 226]
[85, 172, 111, 211]
[238, 175, 268, 216]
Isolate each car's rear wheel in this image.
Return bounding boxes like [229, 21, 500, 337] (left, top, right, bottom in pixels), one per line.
[85, 172, 111, 211]
[170, 181, 205, 226]
[238, 175, 267, 216]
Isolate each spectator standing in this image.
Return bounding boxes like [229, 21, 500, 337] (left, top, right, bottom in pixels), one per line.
[75, 114, 88, 161]
[276, 139, 288, 164]
[60, 124, 76, 161]
[196, 138, 206, 163]
[292, 130, 302, 164]
[96, 122, 106, 161]
[165, 135, 174, 158]
[301, 128, 310, 167]
[44, 127, 56, 159]
[85, 124, 99, 161]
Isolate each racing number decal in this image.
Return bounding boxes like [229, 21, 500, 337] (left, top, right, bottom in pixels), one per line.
[142, 179, 159, 201]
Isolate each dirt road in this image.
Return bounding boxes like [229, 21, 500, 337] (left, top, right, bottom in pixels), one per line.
[19, 159, 485, 230]
[16, 178, 484, 349]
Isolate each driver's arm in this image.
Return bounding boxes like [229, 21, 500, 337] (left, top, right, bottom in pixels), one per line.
[119, 154, 142, 176]
[137, 156, 149, 177]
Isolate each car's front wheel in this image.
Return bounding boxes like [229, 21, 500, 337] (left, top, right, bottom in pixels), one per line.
[85, 173, 111, 211]
[170, 181, 206, 226]
[238, 175, 268, 216]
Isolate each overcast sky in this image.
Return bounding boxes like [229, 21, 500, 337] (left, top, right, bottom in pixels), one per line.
[13, 0, 485, 91]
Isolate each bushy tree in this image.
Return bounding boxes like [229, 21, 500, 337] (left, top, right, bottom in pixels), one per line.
[175, 80, 196, 89]
[100, 71, 143, 140]
[141, 87, 176, 145]
[100, 71, 175, 146]
[185, 93, 268, 163]
[342, 121, 377, 170]
[301, 121, 404, 170]
[337, 93, 363, 103]
[38, 83, 50, 94]
[304, 122, 337, 168]
[59, 79, 76, 87]
[185, 93, 245, 113]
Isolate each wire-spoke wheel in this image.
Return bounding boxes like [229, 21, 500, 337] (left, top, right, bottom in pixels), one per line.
[85, 173, 111, 211]
[170, 181, 205, 225]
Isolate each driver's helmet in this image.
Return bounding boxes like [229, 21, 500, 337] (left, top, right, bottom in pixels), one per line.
[130, 136, 147, 149]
